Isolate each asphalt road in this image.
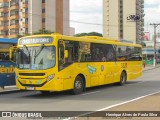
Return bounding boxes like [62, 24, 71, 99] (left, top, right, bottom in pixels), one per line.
[0, 68, 160, 117]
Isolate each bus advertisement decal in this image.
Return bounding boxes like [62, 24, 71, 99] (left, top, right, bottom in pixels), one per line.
[87, 64, 96, 74]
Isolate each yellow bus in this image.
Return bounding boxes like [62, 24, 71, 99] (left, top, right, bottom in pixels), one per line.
[15, 34, 142, 94]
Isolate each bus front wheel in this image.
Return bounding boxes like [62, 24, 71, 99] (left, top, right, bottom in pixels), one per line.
[119, 71, 127, 86]
[73, 76, 84, 95]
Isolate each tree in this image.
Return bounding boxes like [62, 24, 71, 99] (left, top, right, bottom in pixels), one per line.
[16, 29, 54, 38]
[141, 41, 146, 48]
[74, 32, 103, 37]
[33, 29, 53, 35]
[16, 34, 30, 38]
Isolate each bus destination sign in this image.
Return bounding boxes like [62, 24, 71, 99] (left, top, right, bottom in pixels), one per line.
[19, 37, 53, 45]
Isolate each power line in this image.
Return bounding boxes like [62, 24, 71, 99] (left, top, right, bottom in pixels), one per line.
[25, 12, 141, 28]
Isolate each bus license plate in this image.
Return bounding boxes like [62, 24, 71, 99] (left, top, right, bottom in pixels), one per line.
[26, 87, 34, 90]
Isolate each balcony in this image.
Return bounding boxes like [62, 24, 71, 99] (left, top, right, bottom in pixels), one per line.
[22, 13, 28, 18]
[10, 5, 19, 10]
[0, 25, 9, 30]
[0, 7, 9, 12]
[9, 34, 17, 38]
[42, 23, 45, 29]
[9, 24, 19, 29]
[42, 13, 45, 18]
[23, 3, 28, 8]
[0, 16, 8, 21]
[0, 34, 9, 38]
[22, 23, 28, 28]
[10, 15, 19, 20]
[42, 3, 45, 8]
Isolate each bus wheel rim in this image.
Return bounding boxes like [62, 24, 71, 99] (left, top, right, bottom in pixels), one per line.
[75, 81, 82, 89]
[121, 73, 126, 83]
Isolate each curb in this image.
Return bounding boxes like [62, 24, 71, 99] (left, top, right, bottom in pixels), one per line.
[143, 65, 160, 72]
[0, 86, 20, 94]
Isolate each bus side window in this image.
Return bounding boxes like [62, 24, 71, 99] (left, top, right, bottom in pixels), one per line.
[58, 40, 78, 71]
[5, 54, 9, 60]
[59, 44, 64, 65]
[0, 54, 4, 60]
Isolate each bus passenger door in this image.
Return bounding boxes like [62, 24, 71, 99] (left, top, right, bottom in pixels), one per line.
[104, 44, 118, 84]
[58, 40, 79, 90]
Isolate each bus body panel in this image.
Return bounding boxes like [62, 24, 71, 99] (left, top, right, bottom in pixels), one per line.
[0, 61, 16, 86]
[16, 61, 142, 91]
[0, 38, 17, 87]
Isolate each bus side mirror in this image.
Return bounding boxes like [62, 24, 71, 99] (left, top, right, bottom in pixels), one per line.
[64, 50, 68, 58]
[9, 46, 17, 62]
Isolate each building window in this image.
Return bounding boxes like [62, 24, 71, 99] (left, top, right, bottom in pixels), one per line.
[42, 18, 45, 23]
[42, 9, 45, 13]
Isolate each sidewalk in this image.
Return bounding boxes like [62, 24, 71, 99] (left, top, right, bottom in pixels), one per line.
[79, 92, 160, 120]
[143, 64, 160, 71]
[0, 85, 18, 93]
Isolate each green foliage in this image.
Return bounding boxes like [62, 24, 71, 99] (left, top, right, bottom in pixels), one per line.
[33, 29, 53, 35]
[16, 34, 30, 38]
[16, 29, 54, 38]
[74, 32, 103, 37]
[141, 41, 146, 48]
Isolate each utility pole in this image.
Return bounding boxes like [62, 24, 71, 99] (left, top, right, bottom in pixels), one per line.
[150, 23, 160, 67]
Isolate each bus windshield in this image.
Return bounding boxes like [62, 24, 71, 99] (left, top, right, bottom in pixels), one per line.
[16, 46, 55, 70]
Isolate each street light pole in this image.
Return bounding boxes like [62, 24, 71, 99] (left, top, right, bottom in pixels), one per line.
[150, 23, 160, 67]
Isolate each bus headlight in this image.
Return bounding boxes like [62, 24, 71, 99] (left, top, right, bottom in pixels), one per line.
[47, 74, 55, 82]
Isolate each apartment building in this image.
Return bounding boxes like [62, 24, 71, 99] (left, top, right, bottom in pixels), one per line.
[103, 0, 144, 44]
[0, 0, 70, 38]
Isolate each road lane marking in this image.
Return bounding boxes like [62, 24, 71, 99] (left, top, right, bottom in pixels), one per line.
[68, 90, 160, 119]
[81, 91, 101, 96]
[96, 90, 160, 111]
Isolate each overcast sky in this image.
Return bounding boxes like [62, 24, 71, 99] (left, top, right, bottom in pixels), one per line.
[70, 0, 102, 34]
[70, 0, 160, 35]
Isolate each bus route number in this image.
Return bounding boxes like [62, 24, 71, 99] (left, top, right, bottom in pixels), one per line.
[121, 63, 127, 68]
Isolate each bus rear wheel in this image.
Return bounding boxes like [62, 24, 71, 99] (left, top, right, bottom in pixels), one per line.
[119, 71, 127, 86]
[73, 76, 85, 95]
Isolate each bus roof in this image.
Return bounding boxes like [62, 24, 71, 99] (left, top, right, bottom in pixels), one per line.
[61, 35, 142, 47]
[18, 34, 142, 48]
[0, 38, 17, 44]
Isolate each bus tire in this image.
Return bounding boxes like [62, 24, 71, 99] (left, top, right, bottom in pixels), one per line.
[73, 76, 84, 95]
[119, 71, 127, 86]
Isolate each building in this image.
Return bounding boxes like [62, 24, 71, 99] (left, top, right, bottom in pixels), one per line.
[0, 0, 70, 38]
[103, 0, 144, 44]
[69, 27, 75, 36]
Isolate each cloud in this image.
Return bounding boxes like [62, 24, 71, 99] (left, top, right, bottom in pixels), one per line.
[145, 0, 160, 5]
[143, 0, 160, 37]
[145, 6, 160, 23]
[70, 0, 160, 36]
[144, 4, 160, 35]
[70, 0, 102, 34]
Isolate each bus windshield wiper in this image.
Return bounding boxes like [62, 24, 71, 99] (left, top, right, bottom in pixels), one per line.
[23, 45, 31, 64]
[34, 44, 45, 64]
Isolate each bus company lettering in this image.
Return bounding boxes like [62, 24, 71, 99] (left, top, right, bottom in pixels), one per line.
[20, 38, 52, 45]
[0, 65, 14, 73]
